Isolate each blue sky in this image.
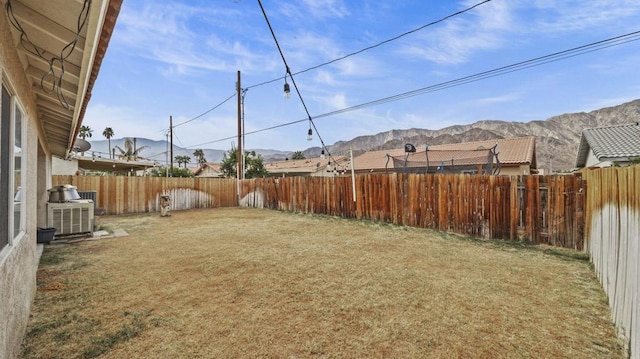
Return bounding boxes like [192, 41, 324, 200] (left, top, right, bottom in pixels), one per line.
[84, 0, 640, 156]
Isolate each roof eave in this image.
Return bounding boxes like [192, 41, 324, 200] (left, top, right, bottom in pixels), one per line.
[67, 0, 122, 158]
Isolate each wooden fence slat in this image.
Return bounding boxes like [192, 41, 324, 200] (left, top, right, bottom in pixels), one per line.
[54, 172, 587, 250]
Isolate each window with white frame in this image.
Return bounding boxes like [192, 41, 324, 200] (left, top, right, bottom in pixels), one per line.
[13, 99, 24, 238]
[1, 82, 25, 249]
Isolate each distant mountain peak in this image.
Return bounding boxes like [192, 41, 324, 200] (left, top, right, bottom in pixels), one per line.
[324, 99, 640, 172]
[88, 99, 640, 171]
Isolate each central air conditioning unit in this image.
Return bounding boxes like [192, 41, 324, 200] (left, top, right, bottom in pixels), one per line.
[46, 185, 94, 237]
[47, 201, 94, 237]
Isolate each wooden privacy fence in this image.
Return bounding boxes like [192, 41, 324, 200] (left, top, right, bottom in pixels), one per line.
[583, 165, 640, 358]
[241, 173, 586, 249]
[54, 174, 585, 248]
[53, 176, 237, 214]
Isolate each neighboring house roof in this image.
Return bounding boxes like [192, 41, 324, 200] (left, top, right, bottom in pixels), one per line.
[266, 156, 349, 176]
[192, 162, 223, 177]
[76, 157, 157, 173]
[353, 136, 536, 172]
[5, 0, 122, 158]
[575, 123, 640, 168]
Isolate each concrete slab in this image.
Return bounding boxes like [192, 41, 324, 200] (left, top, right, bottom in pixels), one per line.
[92, 230, 110, 237]
[36, 244, 44, 265]
[112, 229, 129, 237]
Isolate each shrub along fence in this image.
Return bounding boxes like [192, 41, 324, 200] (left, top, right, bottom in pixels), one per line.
[241, 173, 586, 249]
[583, 165, 640, 358]
[53, 175, 237, 214]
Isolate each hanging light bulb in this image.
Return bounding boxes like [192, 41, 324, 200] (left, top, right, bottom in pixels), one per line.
[284, 81, 290, 99]
[320, 149, 325, 159]
[284, 67, 291, 99]
[307, 128, 313, 141]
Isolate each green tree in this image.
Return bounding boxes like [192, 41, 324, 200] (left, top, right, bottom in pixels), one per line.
[174, 155, 191, 168]
[149, 166, 194, 177]
[220, 147, 268, 179]
[291, 151, 305, 160]
[102, 127, 114, 159]
[193, 149, 207, 165]
[115, 137, 148, 161]
[79, 125, 93, 140]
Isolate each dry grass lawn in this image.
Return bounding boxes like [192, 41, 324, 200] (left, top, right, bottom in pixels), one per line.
[21, 208, 624, 358]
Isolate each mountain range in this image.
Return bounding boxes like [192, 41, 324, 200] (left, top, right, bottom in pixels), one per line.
[86, 99, 640, 172]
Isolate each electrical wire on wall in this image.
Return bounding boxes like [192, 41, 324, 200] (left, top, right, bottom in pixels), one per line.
[5, 0, 91, 110]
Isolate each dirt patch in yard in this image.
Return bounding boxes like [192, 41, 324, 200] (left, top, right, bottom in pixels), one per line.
[22, 208, 625, 358]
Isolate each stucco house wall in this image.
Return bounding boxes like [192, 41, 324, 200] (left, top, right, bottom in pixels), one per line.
[0, 14, 49, 359]
[52, 157, 80, 175]
[585, 151, 609, 167]
[1, 1, 120, 357]
[499, 165, 531, 176]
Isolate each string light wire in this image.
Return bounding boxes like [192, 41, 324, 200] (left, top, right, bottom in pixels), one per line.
[182, 29, 640, 149]
[247, 0, 493, 90]
[161, 0, 494, 138]
[257, 0, 337, 164]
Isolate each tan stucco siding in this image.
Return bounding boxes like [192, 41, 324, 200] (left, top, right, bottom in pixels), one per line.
[497, 165, 530, 176]
[1, 15, 42, 359]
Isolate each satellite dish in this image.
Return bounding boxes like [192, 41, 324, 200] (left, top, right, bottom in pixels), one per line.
[73, 138, 91, 152]
[404, 143, 417, 153]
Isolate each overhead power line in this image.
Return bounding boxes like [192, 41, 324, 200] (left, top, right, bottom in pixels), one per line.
[172, 92, 237, 128]
[167, 0, 493, 137]
[182, 29, 640, 149]
[247, 0, 493, 90]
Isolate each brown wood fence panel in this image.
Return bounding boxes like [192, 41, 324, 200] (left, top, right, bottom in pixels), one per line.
[583, 165, 640, 358]
[241, 173, 585, 249]
[53, 176, 237, 215]
[55, 174, 585, 248]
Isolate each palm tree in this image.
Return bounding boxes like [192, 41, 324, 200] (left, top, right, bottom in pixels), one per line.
[193, 149, 207, 165]
[76, 125, 93, 155]
[79, 125, 93, 140]
[102, 127, 114, 159]
[114, 137, 148, 161]
[174, 155, 191, 168]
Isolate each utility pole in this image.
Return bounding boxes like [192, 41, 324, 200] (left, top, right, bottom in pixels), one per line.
[237, 71, 243, 181]
[169, 115, 174, 176]
[241, 88, 247, 180]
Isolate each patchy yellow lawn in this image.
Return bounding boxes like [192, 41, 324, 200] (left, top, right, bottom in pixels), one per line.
[22, 208, 624, 358]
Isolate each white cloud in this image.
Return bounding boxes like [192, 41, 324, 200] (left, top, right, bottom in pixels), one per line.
[396, 0, 640, 66]
[112, 1, 272, 75]
[316, 93, 348, 111]
[302, 0, 350, 18]
[585, 96, 640, 112]
[277, 0, 349, 20]
[282, 31, 342, 66]
[313, 70, 338, 86]
[398, 1, 514, 65]
[84, 104, 165, 141]
[471, 93, 521, 106]
[530, 0, 640, 33]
